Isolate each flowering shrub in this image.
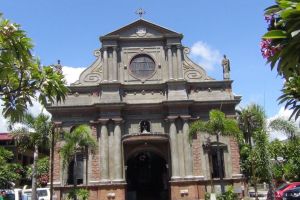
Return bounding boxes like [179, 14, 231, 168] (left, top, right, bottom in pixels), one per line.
[262, 0, 300, 120]
[260, 39, 281, 59]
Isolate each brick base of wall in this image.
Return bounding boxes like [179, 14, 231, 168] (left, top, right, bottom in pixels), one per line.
[170, 177, 244, 200]
[53, 178, 243, 200]
[54, 182, 126, 200]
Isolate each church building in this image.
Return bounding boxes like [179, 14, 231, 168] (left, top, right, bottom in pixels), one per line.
[47, 18, 242, 200]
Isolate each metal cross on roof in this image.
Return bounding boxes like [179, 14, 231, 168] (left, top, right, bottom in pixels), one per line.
[136, 8, 146, 19]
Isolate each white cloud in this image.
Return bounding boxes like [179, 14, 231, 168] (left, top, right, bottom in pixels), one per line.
[190, 41, 222, 71]
[0, 66, 85, 132]
[0, 102, 9, 132]
[267, 107, 300, 141]
[62, 66, 85, 85]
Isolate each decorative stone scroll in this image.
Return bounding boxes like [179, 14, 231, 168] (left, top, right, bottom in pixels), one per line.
[182, 47, 213, 81]
[72, 57, 103, 86]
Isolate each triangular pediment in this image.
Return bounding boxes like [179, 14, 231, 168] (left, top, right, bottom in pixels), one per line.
[102, 19, 182, 39]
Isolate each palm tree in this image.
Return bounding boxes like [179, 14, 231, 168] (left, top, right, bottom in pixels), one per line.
[269, 118, 299, 140]
[237, 104, 273, 200]
[190, 109, 240, 193]
[60, 124, 97, 200]
[237, 104, 266, 147]
[11, 113, 52, 200]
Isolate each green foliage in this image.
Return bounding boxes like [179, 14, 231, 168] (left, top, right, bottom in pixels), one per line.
[268, 139, 284, 159]
[11, 112, 52, 199]
[262, 0, 300, 120]
[239, 143, 252, 177]
[237, 104, 266, 145]
[282, 138, 300, 180]
[238, 104, 268, 181]
[0, 145, 13, 165]
[66, 188, 89, 200]
[217, 186, 238, 200]
[60, 124, 97, 170]
[0, 146, 23, 188]
[11, 113, 52, 150]
[189, 109, 241, 138]
[237, 104, 273, 197]
[251, 130, 272, 182]
[26, 157, 50, 187]
[0, 13, 69, 123]
[268, 137, 300, 182]
[271, 163, 284, 181]
[269, 117, 299, 139]
[205, 192, 211, 200]
[278, 75, 300, 120]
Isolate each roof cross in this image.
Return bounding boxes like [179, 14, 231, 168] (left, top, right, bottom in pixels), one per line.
[135, 8, 146, 19]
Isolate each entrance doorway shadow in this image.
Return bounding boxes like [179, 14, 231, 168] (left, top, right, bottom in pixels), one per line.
[126, 151, 169, 200]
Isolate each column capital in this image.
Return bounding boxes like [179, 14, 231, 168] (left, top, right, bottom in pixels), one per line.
[181, 115, 191, 121]
[102, 46, 108, 51]
[112, 46, 118, 51]
[112, 118, 123, 124]
[53, 121, 62, 127]
[176, 44, 182, 49]
[166, 116, 177, 122]
[165, 45, 172, 50]
[89, 120, 99, 125]
[98, 118, 109, 124]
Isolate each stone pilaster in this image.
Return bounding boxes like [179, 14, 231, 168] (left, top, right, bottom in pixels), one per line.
[113, 118, 123, 181]
[182, 116, 193, 177]
[177, 125, 185, 177]
[167, 45, 174, 80]
[177, 45, 183, 80]
[108, 122, 114, 180]
[99, 119, 109, 181]
[103, 47, 108, 82]
[112, 47, 118, 82]
[168, 117, 179, 178]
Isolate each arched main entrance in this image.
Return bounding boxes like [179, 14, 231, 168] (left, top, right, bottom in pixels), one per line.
[126, 151, 169, 200]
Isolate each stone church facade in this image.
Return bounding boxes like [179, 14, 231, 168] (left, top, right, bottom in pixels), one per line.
[47, 19, 242, 200]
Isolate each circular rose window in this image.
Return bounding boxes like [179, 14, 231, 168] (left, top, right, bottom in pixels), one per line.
[129, 54, 156, 79]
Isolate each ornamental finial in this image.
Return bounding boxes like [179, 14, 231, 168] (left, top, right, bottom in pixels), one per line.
[135, 8, 146, 19]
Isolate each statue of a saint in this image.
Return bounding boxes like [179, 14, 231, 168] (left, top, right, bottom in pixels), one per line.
[141, 121, 150, 133]
[221, 55, 230, 80]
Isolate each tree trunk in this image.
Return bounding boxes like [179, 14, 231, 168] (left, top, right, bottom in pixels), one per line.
[216, 133, 225, 193]
[208, 148, 214, 193]
[268, 181, 275, 200]
[73, 154, 77, 200]
[50, 127, 55, 200]
[85, 147, 88, 186]
[254, 178, 258, 200]
[32, 144, 39, 200]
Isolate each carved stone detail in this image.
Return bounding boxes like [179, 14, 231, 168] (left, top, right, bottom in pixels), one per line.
[123, 89, 165, 96]
[72, 57, 103, 86]
[182, 47, 213, 81]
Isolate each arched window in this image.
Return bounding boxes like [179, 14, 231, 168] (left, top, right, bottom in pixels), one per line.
[140, 120, 151, 133]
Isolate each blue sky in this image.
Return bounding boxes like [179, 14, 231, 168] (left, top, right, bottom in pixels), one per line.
[0, 1, 287, 123]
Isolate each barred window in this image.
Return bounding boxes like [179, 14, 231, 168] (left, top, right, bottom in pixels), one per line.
[129, 54, 155, 78]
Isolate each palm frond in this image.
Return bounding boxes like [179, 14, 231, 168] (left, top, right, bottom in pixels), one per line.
[189, 109, 240, 141]
[269, 118, 299, 139]
[60, 124, 97, 169]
